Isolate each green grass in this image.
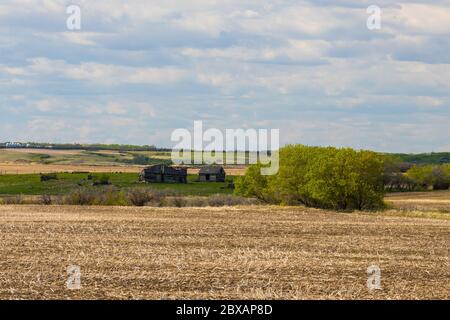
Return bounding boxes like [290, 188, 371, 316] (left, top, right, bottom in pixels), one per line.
[0, 173, 235, 196]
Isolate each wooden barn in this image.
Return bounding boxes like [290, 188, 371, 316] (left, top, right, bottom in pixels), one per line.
[139, 164, 187, 183]
[198, 165, 226, 182]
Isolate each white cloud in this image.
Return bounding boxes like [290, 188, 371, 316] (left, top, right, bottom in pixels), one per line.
[0, 0, 449, 151]
[26, 58, 187, 85]
[173, 12, 226, 37]
[386, 4, 450, 35]
[126, 67, 187, 84]
[61, 32, 98, 46]
[35, 99, 58, 112]
[104, 102, 127, 115]
[181, 39, 329, 63]
[0, 65, 28, 76]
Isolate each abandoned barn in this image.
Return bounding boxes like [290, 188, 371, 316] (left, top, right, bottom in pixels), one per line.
[198, 165, 226, 182]
[139, 164, 187, 183]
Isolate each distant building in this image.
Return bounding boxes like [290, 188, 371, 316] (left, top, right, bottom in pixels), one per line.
[198, 165, 226, 182]
[5, 142, 24, 148]
[139, 164, 187, 183]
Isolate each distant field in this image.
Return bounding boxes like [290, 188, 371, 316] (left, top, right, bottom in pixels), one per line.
[0, 163, 143, 174]
[385, 190, 450, 217]
[386, 190, 450, 201]
[0, 148, 168, 166]
[0, 205, 448, 299]
[0, 148, 247, 175]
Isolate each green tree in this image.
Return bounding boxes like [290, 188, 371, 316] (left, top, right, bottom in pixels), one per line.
[405, 165, 435, 189]
[234, 164, 269, 201]
[235, 145, 386, 211]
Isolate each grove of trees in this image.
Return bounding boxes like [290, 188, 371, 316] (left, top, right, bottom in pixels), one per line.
[235, 145, 386, 211]
[405, 164, 450, 190]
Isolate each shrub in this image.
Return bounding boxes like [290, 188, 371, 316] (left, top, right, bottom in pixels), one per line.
[40, 173, 58, 182]
[431, 166, 450, 190]
[40, 194, 52, 205]
[126, 188, 161, 206]
[64, 188, 97, 205]
[163, 196, 187, 207]
[3, 195, 24, 205]
[207, 194, 256, 206]
[92, 174, 111, 186]
[184, 197, 208, 207]
[159, 195, 258, 207]
[94, 187, 127, 206]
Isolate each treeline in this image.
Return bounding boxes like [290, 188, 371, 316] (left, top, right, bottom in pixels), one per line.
[0, 142, 170, 152]
[389, 152, 450, 165]
[384, 160, 450, 191]
[121, 154, 172, 165]
[235, 145, 386, 211]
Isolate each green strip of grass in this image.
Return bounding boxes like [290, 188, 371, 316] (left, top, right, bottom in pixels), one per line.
[0, 173, 235, 196]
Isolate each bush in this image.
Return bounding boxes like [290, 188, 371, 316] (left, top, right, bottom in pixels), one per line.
[60, 187, 126, 206]
[2, 195, 24, 205]
[92, 174, 111, 186]
[207, 194, 257, 206]
[94, 187, 127, 206]
[40, 194, 52, 205]
[235, 145, 386, 211]
[184, 197, 208, 207]
[40, 173, 58, 182]
[126, 188, 162, 206]
[64, 188, 97, 205]
[163, 196, 187, 207]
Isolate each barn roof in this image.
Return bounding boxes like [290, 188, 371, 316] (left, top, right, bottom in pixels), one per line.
[142, 164, 187, 175]
[199, 166, 224, 175]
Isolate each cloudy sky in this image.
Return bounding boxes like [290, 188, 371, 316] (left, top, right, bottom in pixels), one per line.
[1, 0, 450, 152]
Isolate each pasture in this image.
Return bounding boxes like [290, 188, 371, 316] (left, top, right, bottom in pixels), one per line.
[0, 205, 448, 299]
[0, 173, 236, 197]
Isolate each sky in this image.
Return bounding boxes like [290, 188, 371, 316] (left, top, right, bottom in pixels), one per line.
[1, 0, 450, 152]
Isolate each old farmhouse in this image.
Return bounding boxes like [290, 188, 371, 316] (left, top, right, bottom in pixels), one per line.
[198, 166, 226, 182]
[139, 164, 187, 183]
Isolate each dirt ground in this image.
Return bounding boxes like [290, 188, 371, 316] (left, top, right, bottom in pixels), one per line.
[0, 205, 448, 300]
[386, 190, 450, 214]
[0, 163, 143, 174]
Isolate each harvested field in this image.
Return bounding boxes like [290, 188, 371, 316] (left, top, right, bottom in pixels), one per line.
[0, 163, 143, 174]
[0, 149, 248, 175]
[2, 148, 85, 155]
[386, 190, 450, 214]
[0, 205, 448, 299]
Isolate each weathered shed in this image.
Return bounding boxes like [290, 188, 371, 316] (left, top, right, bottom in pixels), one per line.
[198, 166, 226, 182]
[139, 164, 187, 183]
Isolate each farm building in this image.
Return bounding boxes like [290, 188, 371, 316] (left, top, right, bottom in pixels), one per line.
[139, 164, 187, 183]
[198, 166, 226, 182]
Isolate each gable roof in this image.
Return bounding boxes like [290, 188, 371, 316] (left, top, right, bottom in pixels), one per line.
[142, 164, 187, 175]
[199, 166, 224, 175]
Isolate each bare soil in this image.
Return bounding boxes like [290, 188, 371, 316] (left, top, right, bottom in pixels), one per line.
[0, 205, 448, 299]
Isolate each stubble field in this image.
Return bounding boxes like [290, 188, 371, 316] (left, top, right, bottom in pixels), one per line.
[0, 205, 448, 300]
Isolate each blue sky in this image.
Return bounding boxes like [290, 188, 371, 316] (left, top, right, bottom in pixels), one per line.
[1, 0, 450, 152]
